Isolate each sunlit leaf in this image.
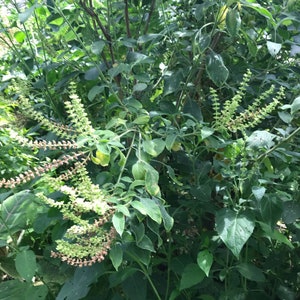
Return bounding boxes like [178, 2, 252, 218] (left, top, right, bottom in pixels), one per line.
[197, 250, 213, 277]
[112, 212, 125, 236]
[216, 209, 255, 258]
[206, 52, 229, 86]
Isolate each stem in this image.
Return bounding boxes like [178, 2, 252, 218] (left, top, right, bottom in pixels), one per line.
[144, 0, 156, 34]
[257, 126, 300, 162]
[124, 0, 131, 38]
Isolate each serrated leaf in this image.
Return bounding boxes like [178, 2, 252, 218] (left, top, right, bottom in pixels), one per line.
[216, 209, 255, 258]
[110, 243, 123, 271]
[206, 52, 229, 86]
[226, 9, 241, 36]
[197, 250, 213, 277]
[236, 263, 265, 282]
[112, 212, 125, 236]
[15, 250, 36, 282]
[179, 263, 205, 290]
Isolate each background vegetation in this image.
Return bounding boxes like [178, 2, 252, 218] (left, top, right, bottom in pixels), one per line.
[0, 0, 300, 299]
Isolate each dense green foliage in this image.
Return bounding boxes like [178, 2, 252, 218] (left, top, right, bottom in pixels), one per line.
[0, 0, 300, 299]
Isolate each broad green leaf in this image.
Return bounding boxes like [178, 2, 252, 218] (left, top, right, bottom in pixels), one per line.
[57, 265, 103, 300]
[0, 191, 40, 240]
[137, 34, 162, 43]
[143, 139, 166, 157]
[15, 250, 37, 282]
[194, 30, 211, 53]
[159, 205, 174, 232]
[216, 209, 255, 258]
[14, 31, 26, 43]
[127, 52, 154, 65]
[84, 67, 100, 80]
[278, 111, 292, 124]
[110, 243, 123, 271]
[145, 167, 161, 196]
[226, 9, 241, 36]
[291, 96, 300, 115]
[165, 134, 177, 151]
[137, 234, 155, 252]
[0, 281, 47, 300]
[108, 63, 131, 78]
[246, 130, 276, 149]
[258, 222, 294, 249]
[122, 272, 147, 300]
[260, 196, 282, 226]
[133, 114, 150, 125]
[252, 186, 266, 201]
[197, 250, 213, 277]
[201, 127, 214, 139]
[112, 212, 125, 236]
[88, 85, 106, 101]
[282, 201, 300, 224]
[133, 83, 147, 92]
[243, 3, 276, 27]
[267, 41, 282, 57]
[140, 198, 162, 224]
[132, 161, 147, 180]
[236, 263, 265, 282]
[91, 40, 105, 55]
[206, 52, 229, 86]
[19, 4, 39, 23]
[179, 263, 205, 290]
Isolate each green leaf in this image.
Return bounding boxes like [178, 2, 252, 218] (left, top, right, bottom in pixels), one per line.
[110, 243, 123, 271]
[14, 31, 26, 43]
[112, 212, 125, 236]
[197, 250, 213, 277]
[179, 263, 205, 290]
[131, 198, 162, 224]
[206, 52, 229, 86]
[194, 30, 211, 53]
[145, 167, 161, 196]
[246, 130, 276, 149]
[84, 67, 100, 81]
[143, 138, 165, 157]
[282, 201, 300, 224]
[15, 250, 37, 282]
[19, 4, 39, 23]
[216, 209, 255, 258]
[166, 165, 183, 186]
[258, 222, 294, 249]
[137, 234, 155, 252]
[267, 41, 282, 57]
[260, 196, 282, 226]
[88, 85, 106, 101]
[236, 263, 265, 282]
[159, 205, 174, 232]
[243, 3, 276, 27]
[133, 83, 147, 92]
[91, 40, 105, 55]
[252, 186, 266, 201]
[0, 281, 48, 300]
[201, 127, 214, 139]
[226, 9, 241, 36]
[291, 96, 300, 115]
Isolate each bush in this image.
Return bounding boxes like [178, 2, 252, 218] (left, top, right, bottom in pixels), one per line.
[1, 1, 300, 299]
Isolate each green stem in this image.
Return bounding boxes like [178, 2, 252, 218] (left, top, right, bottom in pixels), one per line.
[257, 126, 300, 162]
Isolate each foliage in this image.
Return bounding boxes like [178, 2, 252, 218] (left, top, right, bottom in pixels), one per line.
[0, 0, 300, 299]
